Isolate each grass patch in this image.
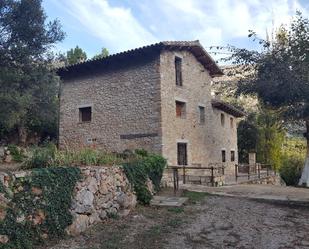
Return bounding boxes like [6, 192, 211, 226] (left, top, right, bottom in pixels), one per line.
[167, 207, 184, 213]
[182, 191, 208, 204]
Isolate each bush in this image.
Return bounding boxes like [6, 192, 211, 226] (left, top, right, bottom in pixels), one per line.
[0, 167, 81, 249]
[7, 144, 26, 162]
[23, 143, 57, 169]
[279, 154, 304, 186]
[123, 153, 166, 205]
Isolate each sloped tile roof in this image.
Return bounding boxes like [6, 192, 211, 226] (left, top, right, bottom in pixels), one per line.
[57, 40, 223, 77]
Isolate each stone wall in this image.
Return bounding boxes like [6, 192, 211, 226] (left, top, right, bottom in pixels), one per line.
[160, 50, 238, 174]
[0, 166, 137, 245]
[239, 175, 286, 186]
[66, 166, 136, 235]
[59, 54, 162, 154]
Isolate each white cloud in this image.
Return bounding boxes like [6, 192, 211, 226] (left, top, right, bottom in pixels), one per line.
[53, 0, 308, 54]
[56, 0, 158, 52]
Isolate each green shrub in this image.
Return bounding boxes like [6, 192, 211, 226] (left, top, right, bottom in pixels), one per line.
[0, 167, 81, 249]
[7, 144, 26, 162]
[123, 153, 166, 205]
[23, 143, 57, 169]
[279, 154, 304, 186]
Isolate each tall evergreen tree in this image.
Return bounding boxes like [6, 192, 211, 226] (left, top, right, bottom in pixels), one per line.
[66, 46, 87, 65]
[0, 0, 65, 144]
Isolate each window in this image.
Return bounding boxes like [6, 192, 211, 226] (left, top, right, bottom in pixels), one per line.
[79, 106, 92, 122]
[230, 117, 234, 129]
[176, 101, 186, 118]
[177, 143, 187, 165]
[175, 56, 182, 86]
[220, 113, 225, 126]
[221, 150, 226, 163]
[199, 106, 205, 124]
[231, 150, 235, 162]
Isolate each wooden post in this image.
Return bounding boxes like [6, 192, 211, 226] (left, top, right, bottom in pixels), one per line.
[211, 166, 214, 187]
[173, 168, 177, 195]
[248, 165, 250, 180]
[258, 164, 261, 179]
[183, 166, 186, 184]
[235, 164, 238, 182]
[267, 166, 269, 176]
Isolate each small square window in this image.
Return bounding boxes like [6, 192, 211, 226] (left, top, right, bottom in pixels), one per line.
[231, 151, 235, 162]
[175, 57, 183, 86]
[221, 113, 225, 126]
[79, 107, 92, 122]
[199, 106, 205, 124]
[221, 150, 226, 163]
[230, 117, 234, 129]
[176, 101, 186, 118]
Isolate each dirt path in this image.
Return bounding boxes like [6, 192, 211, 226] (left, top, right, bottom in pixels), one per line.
[44, 194, 309, 249]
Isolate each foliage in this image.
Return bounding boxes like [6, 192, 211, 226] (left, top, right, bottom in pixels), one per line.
[92, 47, 109, 60]
[66, 46, 87, 65]
[0, 167, 81, 249]
[0, 0, 65, 144]
[24, 143, 57, 168]
[256, 109, 285, 171]
[23, 143, 124, 168]
[279, 154, 304, 186]
[237, 114, 259, 163]
[123, 153, 167, 205]
[7, 144, 26, 162]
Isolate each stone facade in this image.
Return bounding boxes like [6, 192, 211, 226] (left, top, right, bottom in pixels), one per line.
[59, 41, 243, 179]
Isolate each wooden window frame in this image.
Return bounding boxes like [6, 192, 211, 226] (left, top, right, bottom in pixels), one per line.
[176, 101, 186, 118]
[79, 106, 92, 122]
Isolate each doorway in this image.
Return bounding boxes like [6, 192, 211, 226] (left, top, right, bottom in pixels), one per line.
[177, 143, 188, 166]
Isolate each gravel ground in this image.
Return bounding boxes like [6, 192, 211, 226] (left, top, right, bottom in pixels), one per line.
[167, 196, 309, 249]
[44, 195, 309, 249]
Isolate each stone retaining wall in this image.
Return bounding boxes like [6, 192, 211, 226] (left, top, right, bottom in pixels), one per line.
[239, 175, 286, 186]
[0, 166, 137, 241]
[67, 166, 137, 235]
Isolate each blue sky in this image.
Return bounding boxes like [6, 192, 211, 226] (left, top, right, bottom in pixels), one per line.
[43, 0, 309, 62]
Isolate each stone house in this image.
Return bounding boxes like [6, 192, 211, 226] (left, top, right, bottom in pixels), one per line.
[58, 41, 244, 178]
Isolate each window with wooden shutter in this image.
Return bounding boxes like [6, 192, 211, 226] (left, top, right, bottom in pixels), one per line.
[221, 150, 226, 162]
[79, 107, 92, 122]
[176, 101, 186, 118]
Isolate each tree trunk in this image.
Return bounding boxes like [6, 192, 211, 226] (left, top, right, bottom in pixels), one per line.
[299, 120, 309, 186]
[17, 125, 27, 146]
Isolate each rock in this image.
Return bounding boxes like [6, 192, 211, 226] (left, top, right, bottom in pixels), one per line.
[75, 189, 94, 206]
[0, 235, 9, 244]
[73, 203, 94, 215]
[31, 187, 42, 196]
[66, 214, 89, 235]
[98, 210, 107, 220]
[118, 209, 130, 217]
[99, 181, 109, 195]
[0, 208, 6, 221]
[16, 214, 25, 223]
[33, 209, 45, 225]
[0, 147, 4, 158]
[41, 233, 48, 239]
[3, 155, 12, 163]
[87, 178, 98, 193]
[88, 212, 100, 225]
